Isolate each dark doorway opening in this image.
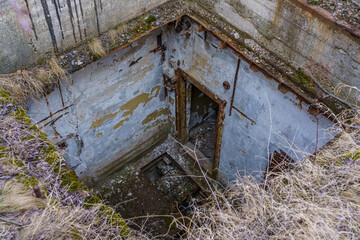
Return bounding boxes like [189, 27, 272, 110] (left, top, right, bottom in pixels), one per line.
[175, 69, 227, 179]
[188, 85, 219, 160]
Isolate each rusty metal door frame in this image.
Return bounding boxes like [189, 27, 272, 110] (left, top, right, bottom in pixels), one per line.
[175, 69, 227, 180]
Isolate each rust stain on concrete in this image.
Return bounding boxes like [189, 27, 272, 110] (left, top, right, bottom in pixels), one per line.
[141, 108, 170, 125]
[168, 96, 175, 105]
[113, 117, 130, 129]
[89, 85, 161, 130]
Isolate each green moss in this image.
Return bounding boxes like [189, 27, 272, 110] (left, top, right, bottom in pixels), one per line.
[145, 15, 156, 25]
[291, 68, 315, 91]
[11, 108, 32, 125]
[44, 150, 84, 191]
[16, 174, 39, 187]
[0, 89, 15, 104]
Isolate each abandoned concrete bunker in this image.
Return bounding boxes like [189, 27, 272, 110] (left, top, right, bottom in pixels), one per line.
[26, 14, 337, 235]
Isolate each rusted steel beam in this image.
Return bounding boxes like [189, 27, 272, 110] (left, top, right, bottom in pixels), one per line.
[175, 70, 187, 143]
[195, 25, 205, 32]
[212, 102, 226, 180]
[232, 105, 256, 125]
[229, 58, 241, 116]
[176, 69, 227, 106]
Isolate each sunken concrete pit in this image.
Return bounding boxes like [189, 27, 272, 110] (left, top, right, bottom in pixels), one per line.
[26, 16, 336, 235]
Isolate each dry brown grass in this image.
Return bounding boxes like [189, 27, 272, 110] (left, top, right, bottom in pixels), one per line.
[0, 57, 68, 104]
[0, 182, 46, 212]
[174, 110, 360, 239]
[88, 38, 106, 58]
[108, 29, 119, 44]
[117, 23, 128, 35]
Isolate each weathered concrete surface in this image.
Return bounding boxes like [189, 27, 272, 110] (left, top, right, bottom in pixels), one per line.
[0, 0, 169, 73]
[28, 17, 335, 185]
[27, 29, 172, 180]
[165, 18, 334, 183]
[192, 0, 360, 104]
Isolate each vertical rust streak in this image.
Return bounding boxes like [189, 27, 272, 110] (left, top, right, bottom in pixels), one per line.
[229, 58, 241, 116]
[175, 71, 187, 143]
[52, 0, 65, 39]
[40, 0, 58, 52]
[45, 96, 53, 119]
[24, 0, 38, 40]
[212, 103, 226, 180]
[78, 0, 87, 37]
[73, 0, 83, 40]
[58, 79, 65, 107]
[66, 0, 77, 42]
[93, 0, 100, 35]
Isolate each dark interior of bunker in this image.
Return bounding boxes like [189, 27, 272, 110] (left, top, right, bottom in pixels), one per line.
[189, 85, 218, 161]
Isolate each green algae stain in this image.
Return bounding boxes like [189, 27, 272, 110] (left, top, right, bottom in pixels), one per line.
[142, 108, 170, 125]
[0, 89, 15, 104]
[96, 132, 103, 138]
[89, 85, 161, 130]
[115, 138, 119, 141]
[113, 117, 130, 130]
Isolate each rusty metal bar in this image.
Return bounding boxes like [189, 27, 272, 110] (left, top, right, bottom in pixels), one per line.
[212, 102, 226, 180]
[42, 112, 68, 128]
[229, 58, 241, 116]
[232, 106, 256, 125]
[36, 104, 73, 125]
[175, 70, 187, 143]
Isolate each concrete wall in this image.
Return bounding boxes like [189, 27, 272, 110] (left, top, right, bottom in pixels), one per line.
[27, 17, 334, 184]
[165, 18, 334, 183]
[0, 0, 168, 73]
[27, 29, 172, 180]
[195, 0, 360, 103]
